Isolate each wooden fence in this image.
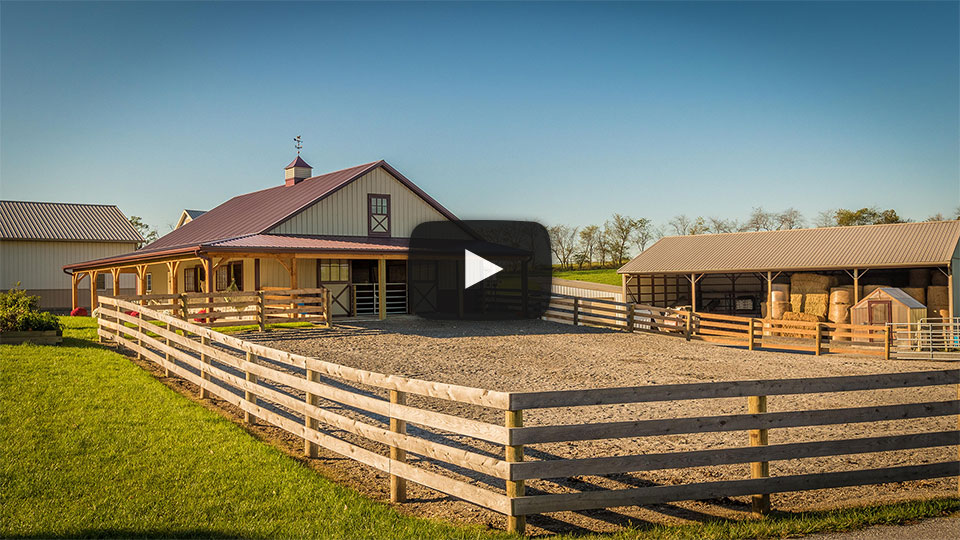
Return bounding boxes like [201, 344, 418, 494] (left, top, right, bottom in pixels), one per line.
[96, 297, 958, 535]
[113, 288, 331, 330]
[542, 293, 891, 359]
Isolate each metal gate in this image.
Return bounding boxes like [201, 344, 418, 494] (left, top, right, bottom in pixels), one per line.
[891, 318, 960, 360]
[353, 283, 408, 316]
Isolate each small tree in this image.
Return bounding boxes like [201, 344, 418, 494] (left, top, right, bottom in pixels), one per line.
[708, 217, 738, 233]
[631, 217, 658, 251]
[547, 224, 578, 270]
[606, 214, 636, 265]
[668, 214, 692, 236]
[688, 216, 710, 235]
[578, 225, 600, 267]
[776, 208, 804, 230]
[128, 215, 159, 247]
[744, 207, 774, 231]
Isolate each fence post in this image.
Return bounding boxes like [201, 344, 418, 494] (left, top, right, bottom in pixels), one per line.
[257, 291, 266, 331]
[626, 303, 635, 333]
[749, 318, 756, 351]
[245, 351, 258, 424]
[884, 326, 891, 360]
[136, 310, 143, 360]
[748, 395, 771, 515]
[164, 321, 171, 377]
[685, 311, 692, 341]
[179, 294, 188, 324]
[199, 335, 210, 399]
[815, 323, 822, 356]
[572, 297, 580, 326]
[505, 409, 525, 535]
[304, 368, 318, 458]
[324, 288, 332, 328]
[389, 390, 407, 503]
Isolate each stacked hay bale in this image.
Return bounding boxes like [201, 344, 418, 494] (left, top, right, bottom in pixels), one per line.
[790, 273, 834, 320]
[900, 287, 926, 306]
[862, 284, 884, 297]
[926, 285, 949, 318]
[908, 268, 931, 288]
[931, 271, 948, 286]
[828, 286, 853, 324]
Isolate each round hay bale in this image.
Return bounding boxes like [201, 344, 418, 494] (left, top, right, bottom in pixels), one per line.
[900, 287, 926, 306]
[927, 286, 949, 307]
[862, 284, 884, 297]
[772, 283, 790, 295]
[829, 286, 853, 305]
[908, 269, 931, 287]
[828, 303, 851, 323]
[771, 290, 788, 302]
[931, 271, 948, 286]
[770, 301, 791, 320]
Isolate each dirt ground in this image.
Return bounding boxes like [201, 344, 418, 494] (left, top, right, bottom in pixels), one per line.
[138, 317, 958, 536]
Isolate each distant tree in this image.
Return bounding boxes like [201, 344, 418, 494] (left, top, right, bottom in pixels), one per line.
[926, 213, 946, 222]
[596, 227, 610, 267]
[834, 207, 905, 226]
[688, 216, 710, 235]
[743, 207, 775, 231]
[708, 217, 738, 233]
[956, 205, 960, 220]
[631, 217, 658, 252]
[578, 225, 600, 266]
[814, 209, 837, 228]
[572, 249, 590, 270]
[547, 225, 578, 270]
[605, 214, 636, 265]
[776, 208, 804, 230]
[128, 215, 159, 247]
[668, 214, 692, 236]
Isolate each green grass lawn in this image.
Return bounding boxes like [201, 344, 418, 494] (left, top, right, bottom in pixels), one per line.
[553, 268, 622, 286]
[1, 317, 956, 539]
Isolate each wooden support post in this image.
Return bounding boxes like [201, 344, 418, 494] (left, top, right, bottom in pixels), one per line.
[766, 271, 774, 315]
[949, 268, 954, 320]
[166, 260, 180, 295]
[323, 288, 332, 328]
[179, 294, 188, 321]
[199, 335, 210, 399]
[89, 270, 98, 316]
[815, 322, 822, 356]
[378, 257, 387, 320]
[884, 326, 892, 360]
[389, 390, 407, 503]
[304, 368, 318, 457]
[245, 351, 258, 424]
[626, 303, 635, 332]
[749, 318, 757, 350]
[505, 409, 525, 535]
[748, 395, 771, 515]
[256, 291, 266, 331]
[621, 273, 629, 304]
[572, 297, 580, 326]
[290, 257, 299, 319]
[690, 273, 697, 312]
[852, 269, 860, 304]
[71, 273, 79, 311]
[111, 268, 121, 296]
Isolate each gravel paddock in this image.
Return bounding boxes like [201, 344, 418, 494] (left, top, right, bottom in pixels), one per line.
[236, 317, 957, 535]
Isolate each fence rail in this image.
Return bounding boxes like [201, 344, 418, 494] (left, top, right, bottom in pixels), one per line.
[96, 296, 959, 535]
[540, 291, 893, 359]
[114, 288, 331, 330]
[892, 318, 960, 361]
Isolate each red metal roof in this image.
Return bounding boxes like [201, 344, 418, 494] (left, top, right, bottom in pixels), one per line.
[0, 200, 144, 243]
[285, 156, 312, 169]
[208, 234, 410, 252]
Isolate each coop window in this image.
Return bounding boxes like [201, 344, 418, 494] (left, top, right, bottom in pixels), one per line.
[368, 194, 390, 236]
[318, 259, 350, 283]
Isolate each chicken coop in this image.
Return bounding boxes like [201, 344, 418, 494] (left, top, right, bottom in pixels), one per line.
[850, 287, 927, 326]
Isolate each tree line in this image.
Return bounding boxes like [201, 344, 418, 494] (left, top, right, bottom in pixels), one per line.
[549, 205, 960, 270]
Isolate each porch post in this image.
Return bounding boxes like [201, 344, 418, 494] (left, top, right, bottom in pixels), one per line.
[690, 273, 697, 312]
[71, 273, 79, 311]
[378, 257, 387, 320]
[853, 269, 860, 304]
[767, 271, 773, 315]
[166, 261, 180, 294]
[112, 268, 121, 296]
[89, 270, 100, 313]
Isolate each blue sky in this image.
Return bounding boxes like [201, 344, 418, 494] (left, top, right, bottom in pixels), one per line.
[1, 1, 957, 235]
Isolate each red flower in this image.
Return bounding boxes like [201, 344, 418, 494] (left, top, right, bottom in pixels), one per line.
[70, 307, 88, 317]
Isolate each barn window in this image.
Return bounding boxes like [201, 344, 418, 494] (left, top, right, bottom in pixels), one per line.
[96, 273, 106, 290]
[318, 259, 349, 283]
[145, 273, 153, 293]
[185, 266, 205, 292]
[368, 194, 390, 236]
[216, 262, 243, 291]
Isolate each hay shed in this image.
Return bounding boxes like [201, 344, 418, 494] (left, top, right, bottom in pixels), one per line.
[850, 287, 927, 326]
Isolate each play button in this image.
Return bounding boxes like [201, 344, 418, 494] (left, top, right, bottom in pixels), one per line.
[464, 249, 503, 288]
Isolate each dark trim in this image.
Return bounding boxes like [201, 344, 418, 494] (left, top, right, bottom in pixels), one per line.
[367, 193, 391, 237]
[254, 258, 261, 290]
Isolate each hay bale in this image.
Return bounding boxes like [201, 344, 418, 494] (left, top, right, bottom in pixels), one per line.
[798, 312, 824, 322]
[770, 301, 791, 320]
[791, 273, 832, 293]
[803, 293, 829, 318]
[927, 286, 949, 307]
[862, 284, 884, 297]
[772, 283, 790, 295]
[760, 301, 767, 318]
[790, 293, 804, 313]
[900, 287, 926, 306]
[829, 286, 854, 305]
[828, 303, 851, 323]
[781, 311, 800, 321]
[771, 290, 788, 302]
[931, 271, 948, 286]
[908, 269, 931, 287]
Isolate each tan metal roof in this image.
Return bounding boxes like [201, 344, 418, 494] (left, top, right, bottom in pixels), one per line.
[0, 200, 144, 243]
[619, 221, 960, 275]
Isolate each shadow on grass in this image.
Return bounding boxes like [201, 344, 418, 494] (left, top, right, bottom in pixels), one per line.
[6, 531, 243, 539]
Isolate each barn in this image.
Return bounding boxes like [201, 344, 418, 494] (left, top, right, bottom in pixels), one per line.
[618, 221, 960, 323]
[63, 158, 476, 319]
[0, 200, 143, 311]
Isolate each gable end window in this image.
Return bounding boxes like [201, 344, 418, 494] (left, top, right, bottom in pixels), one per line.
[367, 194, 390, 236]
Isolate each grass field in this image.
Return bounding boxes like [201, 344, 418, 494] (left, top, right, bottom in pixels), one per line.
[553, 268, 621, 286]
[1, 317, 956, 539]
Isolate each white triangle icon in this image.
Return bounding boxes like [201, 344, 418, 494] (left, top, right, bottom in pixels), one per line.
[464, 249, 503, 288]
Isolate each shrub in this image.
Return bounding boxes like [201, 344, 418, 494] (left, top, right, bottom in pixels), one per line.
[0, 286, 62, 333]
[70, 307, 88, 317]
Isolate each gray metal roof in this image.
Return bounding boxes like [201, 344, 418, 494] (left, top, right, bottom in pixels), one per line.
[865, 288, 927, 309]
[619, 220, 960, 275]
[183, 209, 206, 220]
[0, 200, 144, 243]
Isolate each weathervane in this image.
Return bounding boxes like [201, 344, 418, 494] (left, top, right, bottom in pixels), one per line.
[294, 135, 302, 155]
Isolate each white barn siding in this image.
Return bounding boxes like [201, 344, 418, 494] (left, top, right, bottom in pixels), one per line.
[269, 167, 448, 237]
